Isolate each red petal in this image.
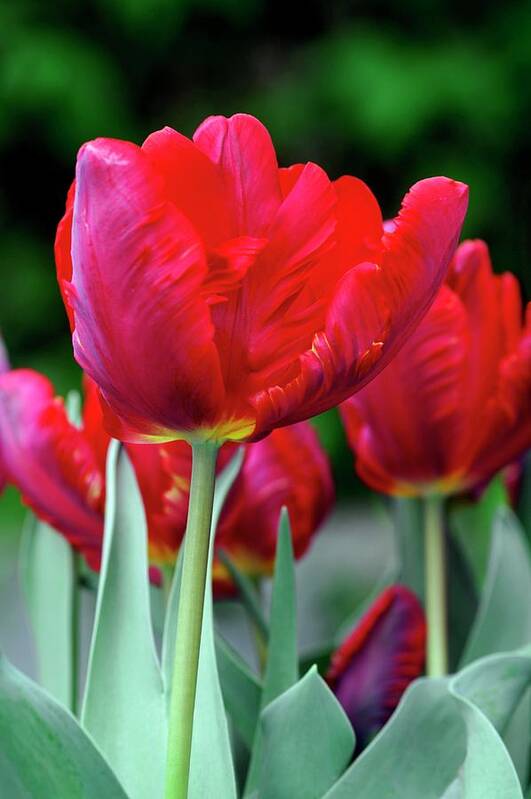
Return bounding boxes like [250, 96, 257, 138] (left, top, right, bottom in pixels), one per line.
[193, 114, 282, 237]
[54, 181, 76, 332]
[244, 163, 337, 381]
[142, 126, 230, 246]
[0, 370, 104, 563]
[341, 286, 470, 494]
[216, 422, 334, 573]
[81, 376, 111, 474]
[469, 305, 531, 484]
[251, 177, 468, 436]
[68, 137, 227, 441]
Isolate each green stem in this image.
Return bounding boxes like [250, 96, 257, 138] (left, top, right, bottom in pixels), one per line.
[70, 550, 82, 715]
[423, 496, 448, 677]
[164, 441, 219, 799]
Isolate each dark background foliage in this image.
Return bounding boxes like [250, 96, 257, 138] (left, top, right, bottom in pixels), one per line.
[0, 0, 530, 488]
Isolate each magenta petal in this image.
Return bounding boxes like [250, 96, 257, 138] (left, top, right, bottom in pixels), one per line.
[327, 585, 426, 749]
[0, 370, 104, 564]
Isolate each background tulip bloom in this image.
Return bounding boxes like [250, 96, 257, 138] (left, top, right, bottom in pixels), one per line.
[55, 113, 468, 445]
[149, 422, 335, 594]
[0, 370, 179, 569]
[0, 370, 105, 569]
[327, 585, 426, 749]
[341, 240, 531, 497]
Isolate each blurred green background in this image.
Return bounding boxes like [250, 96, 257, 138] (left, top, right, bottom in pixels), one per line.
[1, 0, 530, 507]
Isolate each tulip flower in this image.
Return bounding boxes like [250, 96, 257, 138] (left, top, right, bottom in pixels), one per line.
[55, 112, 467, 796]
[340, 239, 531, 678]
[149, 422, 334, 594]
[0, 369, 177, 570]
[55, 114, 468, 446]
[327, 585, 426, 750]
[341, 239, 531, 499]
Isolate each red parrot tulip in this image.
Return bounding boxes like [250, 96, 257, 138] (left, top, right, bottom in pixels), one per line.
[150, 421, 335, 593]
[327, 585, 426, 749]
[341, 240, 531, 497]
[55, 113, 468, 445]
[0, 370, 105, 568]
[0, 370, 183, 569]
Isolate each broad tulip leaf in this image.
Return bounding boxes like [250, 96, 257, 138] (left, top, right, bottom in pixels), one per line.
[19, 514, 75, 710]
[451, 692, 522, 798]
[503, 691, 531, 788]
[446, 531, 478, 671]
[216, 633, 262, 748]
[324, 648, 531, 798]
[81, 441, 166, 799]
[450, 477, 507, 590]
[244, 509, 298, 795]
[162, 449, 243, 799]
[217, 548, 269, 641]
[0, 654, 128, 799]
[460, 508, 531, 666]
[258, 666, 355, 799]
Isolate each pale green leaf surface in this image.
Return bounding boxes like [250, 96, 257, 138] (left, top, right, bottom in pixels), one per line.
[19, 514, 74, 710]
[258, 666, 355, 799]
[244, 509, 298, 795]
[216, 633, 262, 748]
[450, 477, 507, 589]
[460, 508, 531, 666]
[81, 441, 166, 799]
[0, 654, 128, 799]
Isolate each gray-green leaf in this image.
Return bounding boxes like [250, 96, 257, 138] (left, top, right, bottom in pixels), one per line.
[460, 508, 531, 666]
[0, 653, 128, 799]
[19, 514, 75, 710]
[258, 666, 355, 799]
[81, 441, 166, 799]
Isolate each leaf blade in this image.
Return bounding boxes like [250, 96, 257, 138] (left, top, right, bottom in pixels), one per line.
[81, 440, 166, 799]
[0, 653, 128, 799]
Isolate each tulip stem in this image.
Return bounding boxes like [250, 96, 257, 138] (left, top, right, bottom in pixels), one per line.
[423, 496, 448, 677]
[165, 441, 219, 799]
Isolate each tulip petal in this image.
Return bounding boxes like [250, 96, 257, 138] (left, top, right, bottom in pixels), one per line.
[327, 585, 426, 749]
[142, 126, 230, 246]
[470, 307, 531, 484]
[342, 286, 471, 494]
[193, 113, 282, 237]
[246, 163, 337, 380]
[54, 182, 76, 331]
[217, 422, 334, 575]
[447, 240, 506, 415]
[0, 370, 103, 565]
[68, 137, 227, 441]
[251, 177, 468, 436]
